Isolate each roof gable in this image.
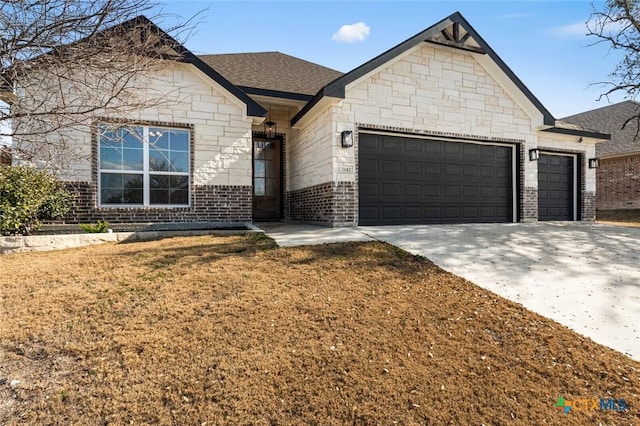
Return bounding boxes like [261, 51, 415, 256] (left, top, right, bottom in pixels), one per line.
[132, 17, 266, 118]
[65, 16, 266, 118]
[199, 52, 343, 100]
[291, 11, 555, 127]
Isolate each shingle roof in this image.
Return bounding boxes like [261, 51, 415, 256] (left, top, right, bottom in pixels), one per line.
[198, 52, 344, 98]
[562, 101, 640, 157]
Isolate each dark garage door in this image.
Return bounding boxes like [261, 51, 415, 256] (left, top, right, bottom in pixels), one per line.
[358, 133, 515, 225]
[538, 153, 575, 221]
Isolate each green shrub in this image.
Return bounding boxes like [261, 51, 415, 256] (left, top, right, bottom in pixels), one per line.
[0, 165, 71, 235]
[79, 219, 110, 233]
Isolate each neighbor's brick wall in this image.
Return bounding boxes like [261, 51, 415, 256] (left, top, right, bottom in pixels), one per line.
[288, 181, 356, 226]
[53, 181, 252, 224]
[596, 155, 640, 210]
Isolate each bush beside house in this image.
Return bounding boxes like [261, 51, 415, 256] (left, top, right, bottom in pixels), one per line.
[0, 166, 70, 235]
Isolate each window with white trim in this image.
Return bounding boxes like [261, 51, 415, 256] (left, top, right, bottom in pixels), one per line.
[98, 124, 190, 206]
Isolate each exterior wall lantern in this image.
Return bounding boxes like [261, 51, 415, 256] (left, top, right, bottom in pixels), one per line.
[264, 120, 276, 138]
[529, 148, 540, 161]
[264, 105, 276, 138]
[588, 158, 599, 169]
[341, 130, 353, 148]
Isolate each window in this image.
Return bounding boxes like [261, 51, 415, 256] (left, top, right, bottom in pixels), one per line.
[98, 124, 190, 206]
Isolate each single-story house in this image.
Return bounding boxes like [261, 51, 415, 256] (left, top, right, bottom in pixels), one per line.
[562, 101, 640, 210]
[16, 12, 610, 226]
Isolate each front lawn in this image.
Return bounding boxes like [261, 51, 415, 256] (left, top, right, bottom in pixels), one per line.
[597, 209, 640, 227]
[0, 234, 637, 424]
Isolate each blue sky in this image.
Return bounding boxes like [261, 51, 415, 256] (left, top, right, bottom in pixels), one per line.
[157, 0, 627, 119]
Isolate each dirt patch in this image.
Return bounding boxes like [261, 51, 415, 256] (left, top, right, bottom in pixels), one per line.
[597, 209, 640, 227]
[0, 234, 638, 424]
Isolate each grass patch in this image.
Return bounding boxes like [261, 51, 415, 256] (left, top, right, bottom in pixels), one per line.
[0, 234, 638, 424]
[597, 209, 640, 227]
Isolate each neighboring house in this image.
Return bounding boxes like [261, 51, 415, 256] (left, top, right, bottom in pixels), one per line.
[15, 12, 610, 226]
[562, 101, 640, 210]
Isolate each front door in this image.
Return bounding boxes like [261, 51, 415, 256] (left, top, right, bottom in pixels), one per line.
[252, 137, 282, 221]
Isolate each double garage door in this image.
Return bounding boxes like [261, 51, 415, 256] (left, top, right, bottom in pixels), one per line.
[359, 133, 516, 225]
[358, 133, 578, 225]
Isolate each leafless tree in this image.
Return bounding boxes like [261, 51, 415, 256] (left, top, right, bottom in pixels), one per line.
[587, 0, 640, 133]
[0, 0, 195, 170]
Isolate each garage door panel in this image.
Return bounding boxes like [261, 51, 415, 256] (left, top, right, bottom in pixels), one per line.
[404, 184, 422, 197]
[360, 158, 379, 173]
[463, 186, 479, 197]
[444, 185, 461, 197]
[425, 163, 442, 174]
[359, 182, 379, 197]
[425, 184, 441, 196]
[404, 161, 421, 174]
[382, 183, 401, 197]
[405, 139, 422, 152]
[463, 207, 479, 218]
[383, 138, 400, 150]
[445, 164, 461, 176]
[444, 143, 460, 155]
[359, 133, 514, 225]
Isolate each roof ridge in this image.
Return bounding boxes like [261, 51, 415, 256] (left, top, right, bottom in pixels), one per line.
[562, 100, 640, 120]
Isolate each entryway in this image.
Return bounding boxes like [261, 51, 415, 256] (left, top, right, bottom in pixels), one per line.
[252, 136, 282, 221]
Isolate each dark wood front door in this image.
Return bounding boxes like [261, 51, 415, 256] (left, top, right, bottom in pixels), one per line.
[252, 137, 282, 221]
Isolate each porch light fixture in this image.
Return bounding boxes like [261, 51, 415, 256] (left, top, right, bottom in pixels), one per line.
[529, 148, 540, 161]
[341, 130, 353, 148]
[264, 106, 276, 139]
[588, 158, 599, 169]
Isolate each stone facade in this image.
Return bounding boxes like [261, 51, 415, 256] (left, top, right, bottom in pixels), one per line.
[596, 155, 640, 210]
[23, 62, 256, 225]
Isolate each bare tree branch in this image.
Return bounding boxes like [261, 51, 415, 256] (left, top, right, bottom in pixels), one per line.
[0, 0, 198, 172]
[587, 0, 640, 139]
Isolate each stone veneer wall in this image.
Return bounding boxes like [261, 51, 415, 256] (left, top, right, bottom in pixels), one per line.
[288, 181, 356, 226]
[55, 182, 252, 223]
[596, 155, 640, 210]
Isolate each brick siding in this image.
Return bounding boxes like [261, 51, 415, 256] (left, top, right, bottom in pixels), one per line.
[522, 187, 538, 221]
[52, 181, 252, 224]
[288, 181, 356, 226]
[596, 155, 640, 210]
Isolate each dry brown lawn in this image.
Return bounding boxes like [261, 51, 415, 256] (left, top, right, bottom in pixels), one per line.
[0, 234, 638, 425]
[597, 209, 640, 228]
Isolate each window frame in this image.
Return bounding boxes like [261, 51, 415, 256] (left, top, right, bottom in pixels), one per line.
[97, 124, 191, 208]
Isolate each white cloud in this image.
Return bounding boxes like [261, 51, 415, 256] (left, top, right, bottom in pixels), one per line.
[332, 22, 370, 43]
[550, 21, 590, 38]
[550, 18, 627, 39]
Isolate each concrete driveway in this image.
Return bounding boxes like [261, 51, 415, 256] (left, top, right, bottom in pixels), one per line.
[361, 222, 640, 360]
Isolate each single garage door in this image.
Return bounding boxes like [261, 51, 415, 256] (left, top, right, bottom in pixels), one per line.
[538, 153, 576, 221]
[359, 133, 515, 225]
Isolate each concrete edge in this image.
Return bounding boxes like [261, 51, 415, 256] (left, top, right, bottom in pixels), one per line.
[0, 223, 263, 254]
